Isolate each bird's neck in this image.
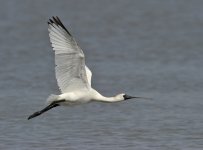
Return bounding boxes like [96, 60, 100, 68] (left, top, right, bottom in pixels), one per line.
[93, 91, 122, 103]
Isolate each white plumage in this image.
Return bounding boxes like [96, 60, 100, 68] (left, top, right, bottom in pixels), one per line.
[28, 16, 148, 120]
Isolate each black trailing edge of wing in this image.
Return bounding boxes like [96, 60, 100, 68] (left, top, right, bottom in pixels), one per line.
[48, 16, 72, 36]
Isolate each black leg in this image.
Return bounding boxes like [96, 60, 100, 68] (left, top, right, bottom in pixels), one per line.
[27, 100, 65, 120]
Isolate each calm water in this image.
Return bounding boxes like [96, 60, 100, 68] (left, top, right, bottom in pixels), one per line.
[1, 0, 203, 149]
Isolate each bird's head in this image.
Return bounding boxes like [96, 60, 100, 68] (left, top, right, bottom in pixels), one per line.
[115, 93, 137, 101]
[116, 93, 151, 101]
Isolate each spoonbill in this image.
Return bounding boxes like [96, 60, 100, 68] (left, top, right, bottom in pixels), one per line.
[28, 16, 149, 120]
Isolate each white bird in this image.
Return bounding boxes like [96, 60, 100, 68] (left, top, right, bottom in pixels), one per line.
[28, 16, 149, 120]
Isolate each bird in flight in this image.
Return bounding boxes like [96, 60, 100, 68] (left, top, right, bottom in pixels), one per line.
[28, 16, 149, 120]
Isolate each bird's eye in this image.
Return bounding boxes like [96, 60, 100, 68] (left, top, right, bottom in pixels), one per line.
[123, 94, 127, 99]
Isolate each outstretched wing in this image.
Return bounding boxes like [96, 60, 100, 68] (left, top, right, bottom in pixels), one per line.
[48, 16, 92, 93]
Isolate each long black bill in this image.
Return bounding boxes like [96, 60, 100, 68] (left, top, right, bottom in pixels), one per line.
[27, 100, 65, 120]
[124, 94, 152, 100]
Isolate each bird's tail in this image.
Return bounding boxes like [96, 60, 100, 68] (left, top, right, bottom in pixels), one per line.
[46, 94, 59, 105]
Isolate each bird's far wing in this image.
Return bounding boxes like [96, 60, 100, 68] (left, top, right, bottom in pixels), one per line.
[48, 16, 91, 93]
[85, 66, 92, 86]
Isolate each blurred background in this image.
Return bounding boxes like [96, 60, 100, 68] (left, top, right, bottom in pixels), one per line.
[0, 0, 203, 149]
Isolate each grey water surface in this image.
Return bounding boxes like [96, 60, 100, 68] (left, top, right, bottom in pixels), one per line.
[1, 0, 203, 149]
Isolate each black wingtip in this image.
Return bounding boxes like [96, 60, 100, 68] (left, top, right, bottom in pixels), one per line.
[49, 19, 54, 23]
[48, 16, 72, 36]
